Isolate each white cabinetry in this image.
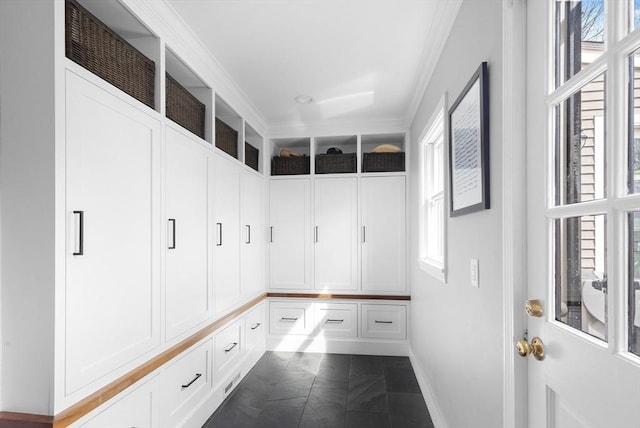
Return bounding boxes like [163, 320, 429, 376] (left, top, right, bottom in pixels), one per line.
[65, 71, 161, 394]
[245, 303, 266, 352]
[361, 176, 406, 292]
[165, 126, 213, 340]
[316, 302, 358, 338]
[269, 300, 315, 335]
[214, 320, 243, 380]
[213, 153, 241, 314]
[361, 304, 407, 340]
[241, 172, 265, 298]
[269, 179, 312, 290]
[76, 375, 160, 428]
[314, 177, 358, 290]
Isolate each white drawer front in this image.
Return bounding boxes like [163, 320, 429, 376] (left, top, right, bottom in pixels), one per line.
[361, 304, 407, 339]
[269, 301, 314, 335]
[78, 374, 158, 427]
[160, 338, 212, 427]
[316, 303, 357, 337]
[215, 320, 242, 378]
[245, 303, 265, 351]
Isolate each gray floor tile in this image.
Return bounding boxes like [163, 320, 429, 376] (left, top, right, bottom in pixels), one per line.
[345, 411, 391, 428]
[347, 374, 388, 413]
[269, 369, 315, 401]
[350, 355, 384, 376]
[384, 367, 421, 393]
[256, 397, 307, 428]
[299, 386, 347, 428]
[388, 392, 434, 428]
[382, 356, 412, 369]
[317, 353, 351, 381]
[287, 352, 323, 375]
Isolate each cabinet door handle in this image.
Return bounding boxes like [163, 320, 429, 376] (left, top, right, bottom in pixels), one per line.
[246, 224, 251, 244]
[225, 342, 238, 353]
[168, 219, 176, 249]
[375, 320, 393, 324]
[280, 317, 298, 322]
[251, 322, 261, 330]
[315, 226, 319, 243]
[270, 226, 274, 243]
[216, 222, 223, 246]
[181, 373, 202, 389]
[362, 226, 366, 243]
[73, 210, 84, 256]
[325, 319, 344, 324]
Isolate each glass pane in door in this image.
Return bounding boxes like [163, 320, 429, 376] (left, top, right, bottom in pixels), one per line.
[554, 73, 607, 205]
[629, 48, 640, 193]
[628, 212, 640, 356]
[631, 0, 640, 32]
[555, 214, 607, 341]
[555, 0, 605, 88]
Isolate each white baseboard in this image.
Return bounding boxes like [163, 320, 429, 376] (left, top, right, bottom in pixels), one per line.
[409, 347, 448, 428]
[267, 335, 410, 356]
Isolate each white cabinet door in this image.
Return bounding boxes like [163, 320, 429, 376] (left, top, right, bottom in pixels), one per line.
[361, 176, 406, 292]
[65, 71, 161, 394]
[314, 177, 358, 290]
[213, 154, 241, 314]
[241, 172, 265, 298]
[269, 179, 311, 290]
[165, 126, 213, 340]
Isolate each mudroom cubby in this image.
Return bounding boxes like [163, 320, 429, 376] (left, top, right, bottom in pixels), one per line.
[270, 137, 312, 175]
[66, 0, 161, 111]
[165, 48, 212, 142]
[244, 122, 263, 173]
[361, 132, 406, 173]
[215, 96, 243, 159]
[314, 135, 358, 174]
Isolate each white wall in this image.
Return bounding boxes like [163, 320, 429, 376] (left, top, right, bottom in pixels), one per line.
[0, 0, 57, 414]
[408, 1, 504, 427]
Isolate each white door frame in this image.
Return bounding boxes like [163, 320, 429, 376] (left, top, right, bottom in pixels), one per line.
[501, 0, 528, 426]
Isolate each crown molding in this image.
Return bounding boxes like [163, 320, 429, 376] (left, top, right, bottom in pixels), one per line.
[403, 0, 462, 127]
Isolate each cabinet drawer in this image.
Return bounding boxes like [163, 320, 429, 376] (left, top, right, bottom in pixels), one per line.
[215, 320, 242, 378]
[245, 303, 265, 352]
[77, 374, 159, 427]
[316, 303, 357, 337]
[160, 338, 212, 427]
[269, 301, 314, 335]
[361, 304, 406, 340]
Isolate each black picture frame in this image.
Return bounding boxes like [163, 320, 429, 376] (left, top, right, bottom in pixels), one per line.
[448, 61, 489, 217]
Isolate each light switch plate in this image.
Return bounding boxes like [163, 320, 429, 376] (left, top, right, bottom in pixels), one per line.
[470, 258, 479, 288]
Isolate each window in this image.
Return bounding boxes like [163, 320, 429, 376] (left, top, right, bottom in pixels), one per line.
[418, 97, 447, 282]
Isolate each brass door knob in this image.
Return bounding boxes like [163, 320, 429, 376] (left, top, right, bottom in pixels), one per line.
[525, 299, 543, 317]
[516, 337, 545, 361]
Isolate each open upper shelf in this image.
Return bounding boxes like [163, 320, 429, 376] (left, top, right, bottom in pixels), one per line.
[215, 96, 243, 160]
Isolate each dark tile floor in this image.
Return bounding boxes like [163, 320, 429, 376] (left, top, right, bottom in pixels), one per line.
[203, 351, 434, 428]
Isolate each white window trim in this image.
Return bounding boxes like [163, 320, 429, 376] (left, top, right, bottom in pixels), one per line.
[418, 94, 448, 283]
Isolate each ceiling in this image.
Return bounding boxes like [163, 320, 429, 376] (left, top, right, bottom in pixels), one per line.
[164, 0, 460, 132]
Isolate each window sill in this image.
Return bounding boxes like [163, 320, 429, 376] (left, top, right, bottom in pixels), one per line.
[417, 258, 446, 284]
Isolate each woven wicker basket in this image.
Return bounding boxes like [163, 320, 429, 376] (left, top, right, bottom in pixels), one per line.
[362, 152, 405, 172]
[65, 0, 155, 109]
[215, 118, 238, 158]
[271, 156, 310, 175]
[315, 153, 357, 174]
[166, 73, 205, 139]
[245, 142, 259, 172]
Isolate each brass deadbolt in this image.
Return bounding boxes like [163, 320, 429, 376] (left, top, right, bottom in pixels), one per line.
[516, 337, 545, 361]
[525, 299, 544, 317]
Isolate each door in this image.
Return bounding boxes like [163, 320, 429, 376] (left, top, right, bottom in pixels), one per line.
[269, 179, 311, 290]
[165, 126, 213, 340]
[241, 172, 265, 298]
[314, 177, 358, 291]
[213, 153, 241, 313]
[525, 2, 640, 426]
[361, 176, 406, 292]
[65, 71, 161, 394]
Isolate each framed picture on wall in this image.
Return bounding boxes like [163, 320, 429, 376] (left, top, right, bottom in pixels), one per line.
[448, 61, 489, 217]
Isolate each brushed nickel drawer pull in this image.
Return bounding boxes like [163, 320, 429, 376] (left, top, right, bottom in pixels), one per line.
[251, 322, 261, 330]
[181, 373, 202, 389]
[225, 342, 238, 353]
[374, 320, 393, 324]
[325, 319, 344, 324]
[281, 317, 298, 322]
